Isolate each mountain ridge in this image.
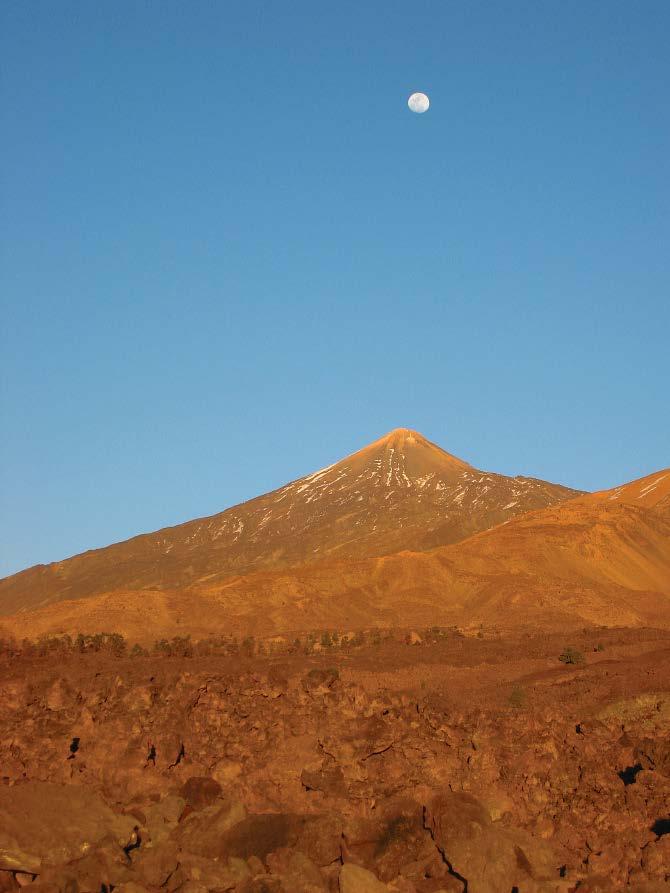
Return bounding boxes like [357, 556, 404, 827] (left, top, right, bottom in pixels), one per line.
[2, 487, 669, 643]
[0, 428, 582, 615]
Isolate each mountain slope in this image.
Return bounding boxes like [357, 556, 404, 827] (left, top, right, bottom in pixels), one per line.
[187, 493, 670, 634]
[587, 468, 670, 510]
[2, 473, 669, 643]
[0, 428, 580, 615]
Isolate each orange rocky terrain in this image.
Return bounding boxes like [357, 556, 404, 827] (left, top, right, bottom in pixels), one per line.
[0, 629, 669, 892]
[1, 431, 669, 892]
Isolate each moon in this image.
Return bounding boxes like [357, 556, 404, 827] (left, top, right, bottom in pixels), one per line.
[408, 92, 430, 114]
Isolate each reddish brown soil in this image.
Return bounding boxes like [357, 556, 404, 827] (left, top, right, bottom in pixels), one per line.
[1, 628, 669, 892]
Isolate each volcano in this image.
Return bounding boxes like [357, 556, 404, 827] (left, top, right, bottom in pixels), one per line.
[0, 428, 580, 615]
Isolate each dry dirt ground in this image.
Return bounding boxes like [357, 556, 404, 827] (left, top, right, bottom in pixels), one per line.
[1, 628, 669, 893]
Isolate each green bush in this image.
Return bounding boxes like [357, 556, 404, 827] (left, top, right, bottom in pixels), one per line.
[559, 646, 585, 665]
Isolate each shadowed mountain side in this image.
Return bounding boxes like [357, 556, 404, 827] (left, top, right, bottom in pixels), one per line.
[0, 428, 581, 615]
[2, 497, 669, 644]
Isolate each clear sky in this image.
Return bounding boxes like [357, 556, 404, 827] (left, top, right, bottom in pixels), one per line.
[1, 1, 669, 577]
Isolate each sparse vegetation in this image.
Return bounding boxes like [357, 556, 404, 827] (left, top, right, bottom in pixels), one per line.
[241, 635, 256, 657]
[0, 633, 128, 659]
[508, 685, 526, 708]
[0, 623, 501, 663]
[421, 625, 465, 644]
[559, 646, 585, 665]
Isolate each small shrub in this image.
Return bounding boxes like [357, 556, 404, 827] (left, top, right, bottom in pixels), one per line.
[241, 636, 255, 657]
[105, 633, 127, 657]
[508, 685, 526, 708]
[559, 646, 585, 665]
[169, 636, 193, 658]
[595, 642, 605, 652]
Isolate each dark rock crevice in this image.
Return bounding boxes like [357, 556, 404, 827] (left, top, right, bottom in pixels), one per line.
[618, 762, 643, 785]
[169, 742, 185, 768]
[422, 805, 468, 892]
[651, 817, 670, 838]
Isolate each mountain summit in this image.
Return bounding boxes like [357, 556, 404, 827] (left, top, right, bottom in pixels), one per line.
[0, 428, 581, 615]
[343, 427, 472, 482]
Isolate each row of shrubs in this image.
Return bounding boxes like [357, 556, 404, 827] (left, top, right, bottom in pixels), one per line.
[0, 632, 605, 663]
[0, 625, 468, 660]
[0, 632, 128, 658]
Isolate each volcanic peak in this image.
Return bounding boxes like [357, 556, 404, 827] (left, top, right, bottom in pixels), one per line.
[365, 426, 460, 452]
[0, 427, 583, 616]
[348, 427, 472, 479]
[374, 427, 430, 446]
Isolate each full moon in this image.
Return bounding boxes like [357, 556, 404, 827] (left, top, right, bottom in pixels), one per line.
[408, 92, 430, 114]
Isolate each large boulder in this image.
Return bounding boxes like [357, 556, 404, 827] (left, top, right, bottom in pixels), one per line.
[140, 794, 187, 844]
[0, 783, 136, 874]
[178, 853, 251, 890]
[266, 848, 328, 892]
[130, 841, 180, 888]
[176, 799, 247, 856]
[425, 792, 560, 893]
[38, 842, 133, 893]
[177, 810, 341, 867]
[342, 798, 432, 882]
[339, 863, 388, 892]
[320, 717, 395, 766]
[180, 776, 223, 811]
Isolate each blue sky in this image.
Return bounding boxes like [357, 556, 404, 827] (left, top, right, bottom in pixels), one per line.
[2, 1, 669, 576]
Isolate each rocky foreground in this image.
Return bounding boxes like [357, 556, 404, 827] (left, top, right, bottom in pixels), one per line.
[0, 630, 669, 893]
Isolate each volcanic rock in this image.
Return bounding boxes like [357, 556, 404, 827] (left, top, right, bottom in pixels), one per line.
[425, 791, 560, 892]
[180, 776, 223, 811]
[0, 783, 135, 873]
[339, 863, 388, 893]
